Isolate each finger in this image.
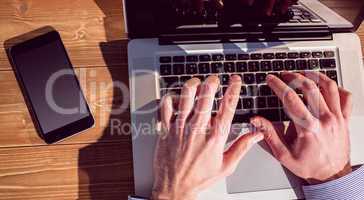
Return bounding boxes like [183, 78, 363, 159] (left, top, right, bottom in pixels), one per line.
[222, 132, 264, 176]
[266, 74, 315, 125]
[338, 87, 353, 121]
[190, 76, 220, 132]
[265, 0, 277, 16]
[250, 116, 296, 168]
[211, 75, 242, 141]
[160, 94, 175, 132]
[305, 71, 342, 116]
[175, 78, 201, 136]
[281, 72, 331, 119]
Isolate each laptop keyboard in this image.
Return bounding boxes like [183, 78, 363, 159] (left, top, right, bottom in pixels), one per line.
[159, 50, 338, 123]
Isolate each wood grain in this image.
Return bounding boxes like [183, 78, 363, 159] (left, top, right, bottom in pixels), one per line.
[0, 66, 131, 147]
[0, 142, 134, 200]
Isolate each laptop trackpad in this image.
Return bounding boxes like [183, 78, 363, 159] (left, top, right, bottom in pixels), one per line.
[226, 141, 303, 194]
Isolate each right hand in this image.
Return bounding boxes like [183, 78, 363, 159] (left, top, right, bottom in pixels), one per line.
[252, 72, 353, 184]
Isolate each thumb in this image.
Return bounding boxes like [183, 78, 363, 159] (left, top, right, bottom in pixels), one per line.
[250, 116, 294, 165]
[222, 132, 264, 176]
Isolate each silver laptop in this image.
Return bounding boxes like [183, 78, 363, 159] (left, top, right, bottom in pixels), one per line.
[126, 0, 364, 199]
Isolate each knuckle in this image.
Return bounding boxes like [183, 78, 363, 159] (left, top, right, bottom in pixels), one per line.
[284, 89, 298, 103]
[302, 80, 317, 91]
[321, 113, 337, 126]
[324, 79, 337, 91]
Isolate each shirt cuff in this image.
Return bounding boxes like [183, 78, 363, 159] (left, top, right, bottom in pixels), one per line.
[303, 165, 364, 200]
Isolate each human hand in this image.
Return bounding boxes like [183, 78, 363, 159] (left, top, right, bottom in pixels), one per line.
[152, 75, 264, 200]
[252, 72, 352, 185]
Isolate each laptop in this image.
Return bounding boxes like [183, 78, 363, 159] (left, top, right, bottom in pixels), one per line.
[126, 0, 364, 199]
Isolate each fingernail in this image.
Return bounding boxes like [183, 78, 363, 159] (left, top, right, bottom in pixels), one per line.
[266, 74, 274, 81]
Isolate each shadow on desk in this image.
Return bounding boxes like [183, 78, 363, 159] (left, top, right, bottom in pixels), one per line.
[78, 0, 134, 199]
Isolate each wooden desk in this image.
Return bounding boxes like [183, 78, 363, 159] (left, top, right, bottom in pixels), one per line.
[0, 1, 362, 199]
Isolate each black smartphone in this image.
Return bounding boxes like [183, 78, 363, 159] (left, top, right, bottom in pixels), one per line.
[7, 30, 94, 144]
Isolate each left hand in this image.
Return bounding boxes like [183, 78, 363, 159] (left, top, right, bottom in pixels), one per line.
[152, 75, 264, 200]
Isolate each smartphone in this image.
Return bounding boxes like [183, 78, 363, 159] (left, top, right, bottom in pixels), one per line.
[7, 30, 94, 144]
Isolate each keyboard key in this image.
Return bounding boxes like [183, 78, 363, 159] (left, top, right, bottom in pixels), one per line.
[160, 76, 179, 88]
[199, 54, 211, 62]
[284, 60, 296, 70]
[324, 51, 335, 58]
[236, 98, 243, 110]
[243, 74, 256, 84]
[256, 97, 267, 108]
[225, 54, 237, 60]
[256, 73, 267, 84]
[194, 75, 205, 81]
[267, 96, 279, 107]
[300, 52, 311, 58]
[312, 52, 323, 58]
[220, 74, 230, 85]
[272, 60, 284, 71]
[212, 54, 224, 61]
[212, 100, 219, 111]
[268, 72, 280, 78]
[173, 64, 185, 75]
[280, 109, 290, 121]
[259, 85, 272, 95]
[186, 55, 198, 62]
[296, 60, 308, 70]
[233, 109, 257, 123]
[258, 109, 280, 121]
[237, 62, 248, 72]
[211, 62, 223, 73]
[224, 62, 236, 72]
[198, 63, 211, 74]
[242, 98, 255, 109]
[251, 53, 263, 60]
[308, 59, 319, 70]
[186, 63, 198, 74]
[222, 86, 228, 95]
[240, 86, 247, 96]
[263, 53, 275, 59]
[326, 70, 338, 83]
[275, 52, 287, 59]
[288, 52, 299, 59]
[261, 61, 272, 71]
[160, 64, 172, 75]
[247, 85, 258, 96]
[238, 53, 250, 60]
[170, 88, 182, 95]
[320, 59, 336, 69]
[160, 56, 172, 63]
[248, 61, 260, 72]
[173, 56, 185, 63]
[180, 75, 192, 84]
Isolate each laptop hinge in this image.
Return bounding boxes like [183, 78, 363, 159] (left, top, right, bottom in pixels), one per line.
[158, 25, 332, 45]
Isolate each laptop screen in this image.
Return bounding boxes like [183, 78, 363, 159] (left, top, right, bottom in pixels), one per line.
[124, 0, 364, 38]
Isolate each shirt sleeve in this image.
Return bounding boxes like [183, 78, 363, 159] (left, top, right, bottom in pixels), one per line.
[303, 165, 364, 200]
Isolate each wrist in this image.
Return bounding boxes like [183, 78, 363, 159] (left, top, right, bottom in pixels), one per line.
[306, 162, 352, 185]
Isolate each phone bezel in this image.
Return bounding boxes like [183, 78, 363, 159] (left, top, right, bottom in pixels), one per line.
[8, 30, 94, 144]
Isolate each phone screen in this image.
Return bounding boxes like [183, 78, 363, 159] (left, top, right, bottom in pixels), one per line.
[9, 31, 93, 142]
